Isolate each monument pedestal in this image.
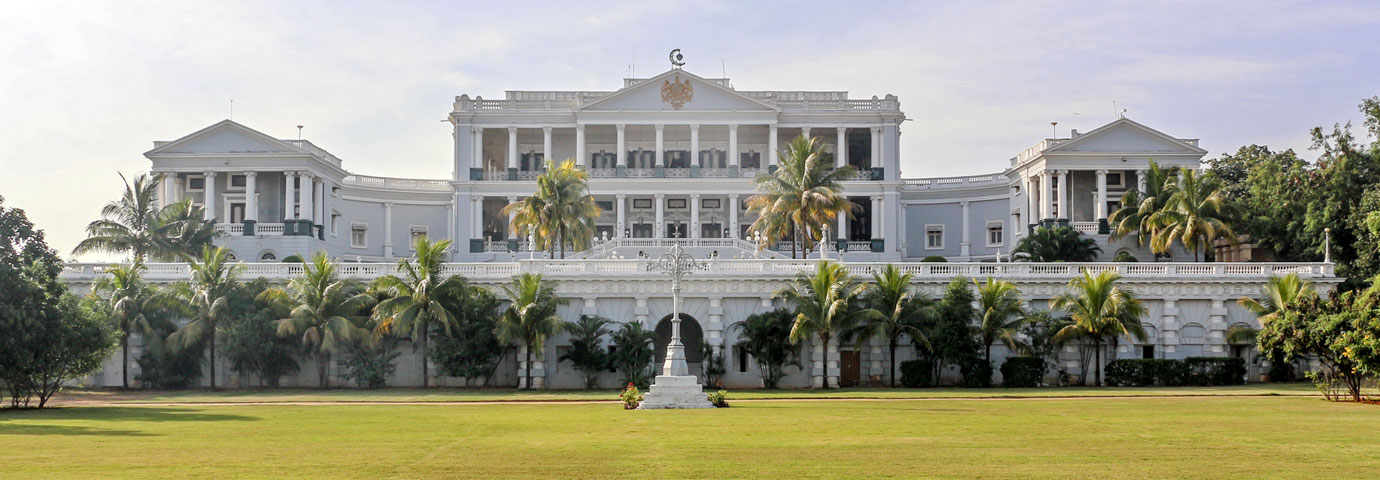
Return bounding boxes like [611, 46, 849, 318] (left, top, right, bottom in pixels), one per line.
[639, 375, 713, 409]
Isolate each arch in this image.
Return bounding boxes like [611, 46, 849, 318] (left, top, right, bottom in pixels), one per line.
[1179, 323, 1206, 344]
[258, 250, 278, 261]
[655, 313, 705, 367]
[224, 250, 239, 261]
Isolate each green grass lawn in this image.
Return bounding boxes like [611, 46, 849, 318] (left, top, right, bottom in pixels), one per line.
[54, 383, 1320, 404]
[3, 394, 1376, 478]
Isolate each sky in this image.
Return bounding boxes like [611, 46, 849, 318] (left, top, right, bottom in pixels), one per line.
[2, 0, 1378, 261]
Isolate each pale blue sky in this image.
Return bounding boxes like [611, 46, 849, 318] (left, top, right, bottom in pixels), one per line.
[2, 0, 1377, 259]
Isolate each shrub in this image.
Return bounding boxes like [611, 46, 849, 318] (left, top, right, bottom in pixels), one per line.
[620, 383, 643, 409]
[900, 359, 932, 388]
[136, 337, 206, 389]
[920, 256, 947, 263]
[1156, 359, 1191, 386]
[281, 255, 303, 263]
[999, 357, 1045, 387]
[1185, 357, 1247, 386]
[707, 390, 729, 408]
[1105, 359, 1159, 386]
[342, 340, 399, 389]
[960, 359, 992, 388]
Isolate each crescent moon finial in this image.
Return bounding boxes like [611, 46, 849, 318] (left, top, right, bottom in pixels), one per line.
[669, 49, 685, 68]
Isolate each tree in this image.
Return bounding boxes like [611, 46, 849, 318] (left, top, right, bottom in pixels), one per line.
[610, 322, 657, 389]
[370, 238, 466, 388]
[1257, 290, 1378, 401]
[973, 278, 1028, 366]
[1148, 168, 1239, 262]
[746, 135, 857, 258]
[1018, 311, 1071, 382]
[1051, 271, 1148, 386]
[431, 285, 505, 386]
[1109, 159, 1178, 247]
[913, 277, 983, 386]
[89, 261, 165, 389]
[258, 252, 376, 388]
[776, 260, 879, 389]
[503, 159, 601, 258]
[73, 173, 214, 262]
[560, 315, 612, 389]
[158, 246, 242, 389]
[859, 265, 934, 387]
[220, 279, 300, 387]
[1011, 226, 1102, 262]
[1234, 273, 1316, 382]
[495, 273, 564, 389]
[0, 196, 115, 407]
[735, 309, 802, 389]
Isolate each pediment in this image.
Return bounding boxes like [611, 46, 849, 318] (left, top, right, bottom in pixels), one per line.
[1047, 118, 1205, 154]
[578, 69, 778, 112]
[146, 120, 302, 156]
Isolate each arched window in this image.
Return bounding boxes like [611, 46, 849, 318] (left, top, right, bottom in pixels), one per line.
[259, 250, 277, 261]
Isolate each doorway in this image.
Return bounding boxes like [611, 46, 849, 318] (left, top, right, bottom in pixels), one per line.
[839, 350, 861, 387]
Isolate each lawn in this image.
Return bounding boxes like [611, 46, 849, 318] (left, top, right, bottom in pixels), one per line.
[51, 383, 1320, 404]
[2, 393, 1377, 478]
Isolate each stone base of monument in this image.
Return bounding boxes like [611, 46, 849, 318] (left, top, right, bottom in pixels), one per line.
[638, 375, 714, 409]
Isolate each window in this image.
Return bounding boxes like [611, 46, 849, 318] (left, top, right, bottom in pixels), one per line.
[701, 198, 721, 209]
[925, 224, 944, 250]
[259, 251, 277, 261]
[1106, 172, 1125, 188]
[186, 176, 205, 192]
[736, 345, 749, 373]
[409, 226, 428, 248]
[351, 223, 367, 248]
[633, 199, 652, 209]
[606, 346, 618, 372]
[1141, 345, 1155, 360]
[331, 214, 340, 236]
[596, 200, 614, 211]
[667, 198, 687, 209]
[986, 222, 1004, 247]
[229, 175, 247, 189]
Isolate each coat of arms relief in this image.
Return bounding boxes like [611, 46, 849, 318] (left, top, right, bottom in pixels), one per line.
[661, 75, 693, 109]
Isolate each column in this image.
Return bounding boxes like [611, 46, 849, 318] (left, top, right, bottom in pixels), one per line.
[728, 194, 739, 239]
[802, 126, 811, 139]
[472, 127, 484, 170]
[870, 127, 882, 168]
[298, 172, 314, 232]
[654, 124, 665, 168]
[837, 201, 847, 242]
[507, 196, 518, 240]
[507, 127, 518, 179]
[1057, 170, 1069, 220]
[616, 194, 627, 238]
[575, 125, 586, 168]
[768, 124, 778, 168]
[1040, 170, 1053, 222]
[960, 201, 971, 257]
[1136, 168, 1147, 193]
[655, 193, 665, 238]
[383, 202, 395, 257]
[836, 127, 847, 168]
[541, 127, 552, 169]
[728, 124, 739, 168]
[244, 172, 258, 223]
[284, 171, 296, 221]
[314, 177, 325, 226]
[1096, 169, 1109, 233]
[690, 194, 700, 238]
[1025, 175, 1037, 228]
[470, 197, 482, 241]
[203, 171, 217, 221]
[1208, 299, 1229, 354]
[163, 173, 177, 207]
[870, 196, 882, 238]
[688, 124, 700, 169]
[615, 124, 626, 168]
[1161, 299, 1179, 355]
[446, 197, 455, 246]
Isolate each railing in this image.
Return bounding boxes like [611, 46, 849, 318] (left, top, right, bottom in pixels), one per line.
[215, 223, 244, 235]
[902, 173, 1007, 188]
[841, 241, 872, 252]
[284, 140, 344, 168]
[1071, 222, 1100, 234]
[59, 261, 1339, 283]
[451, 91, 898, 112]
[343, 174, 451, 192]
[214, 223, 286, 236]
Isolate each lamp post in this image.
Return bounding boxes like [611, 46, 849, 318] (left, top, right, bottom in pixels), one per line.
[638, 240, 715, 409]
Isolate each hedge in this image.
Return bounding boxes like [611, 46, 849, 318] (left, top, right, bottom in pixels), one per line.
[1105, 357, 1245, 387]
[899, 359, 932, 388]
[999, 357, 1045, 387]
[960, 359, 992, 388]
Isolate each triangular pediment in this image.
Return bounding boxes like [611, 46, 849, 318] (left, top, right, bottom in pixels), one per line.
[146, 120, 302, 156]
[1047, 118, 1205, 154]
[578, 69, 778, 112]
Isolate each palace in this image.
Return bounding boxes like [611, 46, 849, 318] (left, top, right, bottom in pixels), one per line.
[62, 64, 1339, 389]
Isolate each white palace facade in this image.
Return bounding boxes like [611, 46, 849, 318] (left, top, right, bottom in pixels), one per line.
[62, 66, 1339, 389]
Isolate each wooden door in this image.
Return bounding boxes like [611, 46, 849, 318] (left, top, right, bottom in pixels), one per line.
[839, 350, 861, 387]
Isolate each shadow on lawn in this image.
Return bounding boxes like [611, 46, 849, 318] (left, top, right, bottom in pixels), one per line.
[0, 407, 257, 437]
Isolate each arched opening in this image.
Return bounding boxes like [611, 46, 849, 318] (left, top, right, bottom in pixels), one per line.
[654, 314, 704, 376]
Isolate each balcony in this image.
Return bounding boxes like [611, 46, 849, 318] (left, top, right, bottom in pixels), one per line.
[213, 222, 310, 237]
[469, 166, 884, 181]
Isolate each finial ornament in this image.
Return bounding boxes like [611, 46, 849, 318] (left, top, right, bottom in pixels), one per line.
[669, 49, 685, 67]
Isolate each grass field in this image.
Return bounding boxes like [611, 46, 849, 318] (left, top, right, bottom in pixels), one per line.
[3, 387, 1377, 479]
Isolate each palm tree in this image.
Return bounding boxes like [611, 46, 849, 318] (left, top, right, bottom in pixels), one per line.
[860, 265, 934, 387]
[1109, 159, 1178, 246]
[496, 273, 565, 389]
[1011, 226, 1102, 262]
[504, 159, 601, 258]
[258, 252, 377, 388]
[75, 173, 217, 262]
[90, 261, 165, 389]
[370, 238, 466, 388]
[1148, 168, 1238, 261]
[973, 278, 1028, 365]
[161, 246, 242, 389]
[559, 315, 612, 389]
[746, 136, 857, 258]
[154, 200, 218, 261]
[1234, 273, 1315, 378]
[776, 260, 880, 389]
[734, 309, 801, 389]
[1050, 271, 1148, 386]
